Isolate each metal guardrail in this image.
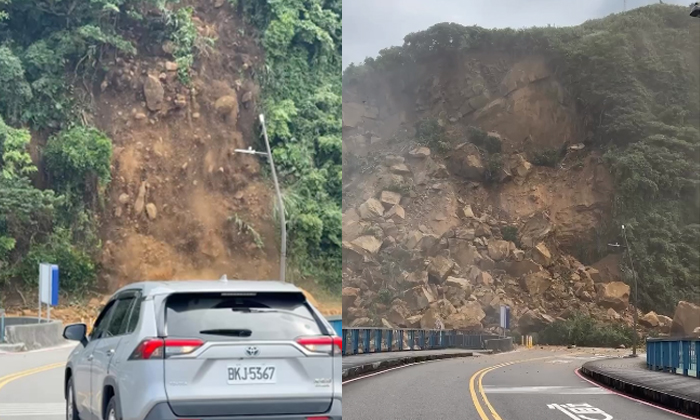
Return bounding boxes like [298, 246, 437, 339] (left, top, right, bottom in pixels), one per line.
[646, 337, 700, 378]
[342, 327, 501, 356]
[326, 315, 341, 337]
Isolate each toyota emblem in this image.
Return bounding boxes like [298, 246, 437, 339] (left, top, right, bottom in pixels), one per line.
[246, 346, 259, 356]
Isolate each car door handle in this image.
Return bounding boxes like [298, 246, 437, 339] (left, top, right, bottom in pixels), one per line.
[87, 354, 94, 361]
[107, 349, 115, 357]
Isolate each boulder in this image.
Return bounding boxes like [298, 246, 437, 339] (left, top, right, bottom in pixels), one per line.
[671, 301, 700, 336]
[390, 163, 412, 175]
[409, 147, 431, 158]
[358, 198, 384, 219]
[450, 240, 482, 267]
[518, 309, 553, 333]
[595, 282, 630, 311]
[506, 259, 543, 278]
[657, 315, 673, 333]
[342, 220, 367, 242]
[385, 155, 405, 166]
[143, 75, 164, 111]
[350, 318, 371, 327]
[639, 311, 660, 328]
[432, 299, 457, 319]
[350, 236, 382, 255]
[214, 95, 239, 117]
[487, 240, 511, 261]
[520, 271, 552, 296]
[379, 190, 402, 209]
[405, 231, 425, 249]
[145, 203, 157, 220]
[386, 302, 411, 327]
[427, 256, 454, 283]
[449, 143, 485, 181]
[404, 286, 436, 312]
[510, 154, 532, 178]
[477, 271, 494, 287]
[342, 288, 361, 312]
[462, 205, 476, 219]
[445, 276, 473, 294]
[532, 243, 552, 267]
[384, 205, 406, 222]
[406, 315, 422, 328]
[420, 307, 444, 329]
[444, 301, 486, 330]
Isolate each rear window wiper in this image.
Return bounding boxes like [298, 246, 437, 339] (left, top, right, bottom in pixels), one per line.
[244, 308, 315, 321]
[199, 329, 252, 337]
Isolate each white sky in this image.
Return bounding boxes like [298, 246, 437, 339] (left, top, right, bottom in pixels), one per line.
[342, 0, 692, 68]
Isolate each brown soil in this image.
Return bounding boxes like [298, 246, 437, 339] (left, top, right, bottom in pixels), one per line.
[4, 1, 340, 317]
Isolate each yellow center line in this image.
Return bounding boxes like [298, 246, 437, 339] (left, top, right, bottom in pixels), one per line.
[0, 362, 65, 392]
[469, 353, 585, 420]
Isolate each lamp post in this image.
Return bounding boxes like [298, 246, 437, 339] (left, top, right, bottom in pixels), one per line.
[234, 114, 288, 284]
[608, 224, 639, 357]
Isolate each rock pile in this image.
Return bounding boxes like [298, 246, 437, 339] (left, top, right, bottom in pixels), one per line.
[342, 145, 676, 337]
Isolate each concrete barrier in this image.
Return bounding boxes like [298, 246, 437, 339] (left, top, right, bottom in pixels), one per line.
[2, 317, 66, 351]
[484, 337, 514, 353]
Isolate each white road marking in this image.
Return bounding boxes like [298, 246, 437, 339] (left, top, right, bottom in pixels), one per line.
[548, 403, 613, 420]
[0, 403, 64, 416]
[482, 386, 610, 394]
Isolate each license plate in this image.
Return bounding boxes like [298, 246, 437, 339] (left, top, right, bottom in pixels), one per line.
[227, 365, 277, 384]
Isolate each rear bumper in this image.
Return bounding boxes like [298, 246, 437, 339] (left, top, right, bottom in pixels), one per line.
[143, 397, 342, 420]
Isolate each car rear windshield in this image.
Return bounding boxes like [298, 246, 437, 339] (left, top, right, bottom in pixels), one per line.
[164, 291, 324, 341]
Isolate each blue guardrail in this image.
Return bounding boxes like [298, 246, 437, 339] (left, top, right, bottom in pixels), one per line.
[646, 337, 700, 378]
[326, 315, 342, 337]
[341, 327, 500, 356]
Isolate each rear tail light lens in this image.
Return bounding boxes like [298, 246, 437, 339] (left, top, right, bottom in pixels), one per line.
[296, 336, 342, 355]
[129, 338, 204, 360]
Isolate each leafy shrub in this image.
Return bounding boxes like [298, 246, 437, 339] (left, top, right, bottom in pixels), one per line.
[501, 226, 519, 243]
[485, 153, 504, 183]
[531, 149, 561, 168]
[539, 313, 635, 348]
[415, 118, 448, 151]
[14, 228, 97, 293]
[467, 126, 502, 154]
[44, 126, 113, 194]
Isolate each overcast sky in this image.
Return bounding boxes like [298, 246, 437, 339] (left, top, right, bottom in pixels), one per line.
[343, 0, 692, 68]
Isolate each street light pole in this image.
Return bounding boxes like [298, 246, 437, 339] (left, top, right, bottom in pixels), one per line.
[621, 225, 639, 357]
[234, 114, 288, 284]
[608, 224, 639, 357]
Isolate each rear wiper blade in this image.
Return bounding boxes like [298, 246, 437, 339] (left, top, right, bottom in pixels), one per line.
[246, 308, 315, 321]
[199, 329, 252, 337]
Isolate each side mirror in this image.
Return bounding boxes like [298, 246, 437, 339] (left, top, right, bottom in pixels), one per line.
[63, 323, 88, 346]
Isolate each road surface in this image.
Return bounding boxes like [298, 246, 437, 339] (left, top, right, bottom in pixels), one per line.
[343, 348, 692, 420]
[0, 344, 74, 419]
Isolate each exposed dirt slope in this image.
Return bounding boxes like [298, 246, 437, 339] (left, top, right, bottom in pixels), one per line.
[341, 53, 666, 335]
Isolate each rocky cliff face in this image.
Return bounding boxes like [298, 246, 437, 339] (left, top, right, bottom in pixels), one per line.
[341, 53, 668, 336]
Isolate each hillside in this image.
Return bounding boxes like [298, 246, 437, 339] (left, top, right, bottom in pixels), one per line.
[342, 4, 699, 338]
[0, 0, 341, 318]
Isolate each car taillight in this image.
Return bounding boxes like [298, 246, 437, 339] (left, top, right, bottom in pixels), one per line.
[296, 336, 342, 355]
[129, 338, 204, 360]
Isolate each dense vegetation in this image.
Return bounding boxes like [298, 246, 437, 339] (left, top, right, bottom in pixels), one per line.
[1, 0, 342, 296]
[233, 0, 342, 291]
[0, 0, 209, 296]
[539, 313, 635, 348]
[343, 4, 700, 314]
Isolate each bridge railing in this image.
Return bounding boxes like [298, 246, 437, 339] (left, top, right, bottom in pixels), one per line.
[341, 327, 501, 356]
[646, 337, 700, 378]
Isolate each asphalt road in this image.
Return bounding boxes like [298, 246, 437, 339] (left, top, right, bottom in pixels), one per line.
[343, 348, 690, 420]
[0, 344, 74, 419]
